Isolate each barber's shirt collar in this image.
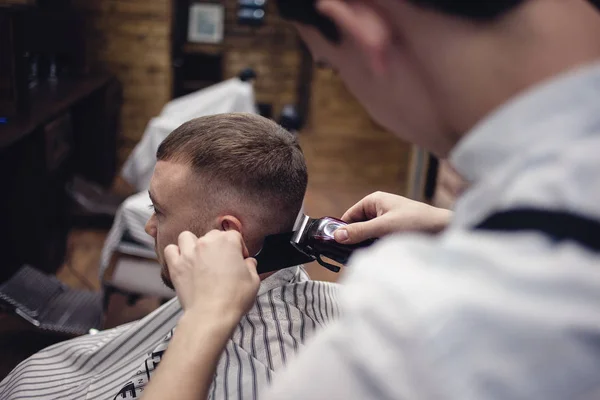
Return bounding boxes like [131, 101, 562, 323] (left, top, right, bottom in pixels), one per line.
[447, 62, 600, 228]
[451, 62, 600, 185]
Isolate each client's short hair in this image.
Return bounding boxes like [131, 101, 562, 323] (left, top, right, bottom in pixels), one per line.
[156, 113, 308, 232]
[276, 0, 527, 43]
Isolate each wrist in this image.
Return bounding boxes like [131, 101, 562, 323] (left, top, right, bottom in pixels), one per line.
[169, 309, 241, 371]
[433, 208, 452, 231]
[180, 306, 242, 334]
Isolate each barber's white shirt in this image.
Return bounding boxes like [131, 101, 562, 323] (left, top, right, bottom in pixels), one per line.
[264, 64, 600, 399]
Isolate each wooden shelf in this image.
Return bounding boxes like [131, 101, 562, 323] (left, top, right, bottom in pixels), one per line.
[0, 74, 113, 149]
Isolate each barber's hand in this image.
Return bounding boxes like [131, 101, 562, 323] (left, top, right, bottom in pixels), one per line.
[334, 191, 452, 244]
[164, 230, 260, 322]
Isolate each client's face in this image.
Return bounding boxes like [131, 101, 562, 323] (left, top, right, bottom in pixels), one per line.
[145, 161, 210, 289]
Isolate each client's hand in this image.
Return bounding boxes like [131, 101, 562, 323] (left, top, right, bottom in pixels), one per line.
[334, 191, 452, 244]
[145, 231, 259, 400]
[164, 230, 260, 322]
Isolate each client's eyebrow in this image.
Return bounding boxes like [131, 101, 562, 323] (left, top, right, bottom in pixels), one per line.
[148, 191, 164, 210]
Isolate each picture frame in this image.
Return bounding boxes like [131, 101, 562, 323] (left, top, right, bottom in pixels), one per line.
[187, 3, 225, 44]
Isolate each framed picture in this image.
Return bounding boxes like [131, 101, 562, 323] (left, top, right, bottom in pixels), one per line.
[188, 3, 225, 44]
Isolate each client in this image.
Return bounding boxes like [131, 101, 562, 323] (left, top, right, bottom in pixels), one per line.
[0, 113, 339, 400]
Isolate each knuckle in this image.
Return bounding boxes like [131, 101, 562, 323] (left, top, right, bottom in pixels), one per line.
[371, 191, 384, 202]
[196, 236, 208, 246]
[179, 231, 192, 241]
[197, 230, 218, 246]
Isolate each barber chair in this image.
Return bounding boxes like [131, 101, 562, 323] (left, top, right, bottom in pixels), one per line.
[67, 176, 128, 229]
[0, 265, 103, 335]
[102, 235, 174, 311]
[100, 192, 174, 311]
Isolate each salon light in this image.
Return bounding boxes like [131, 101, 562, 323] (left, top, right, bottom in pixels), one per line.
[239, 0, 265, 6]
[237, 0, 266, 26]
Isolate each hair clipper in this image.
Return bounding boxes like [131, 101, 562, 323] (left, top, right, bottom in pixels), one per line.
[255, 214, 377, 275]
[291, 215, 376, 272]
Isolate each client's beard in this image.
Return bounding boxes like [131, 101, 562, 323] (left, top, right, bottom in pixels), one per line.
[156, 240, 174, 290]
[160, 264, 174, 290]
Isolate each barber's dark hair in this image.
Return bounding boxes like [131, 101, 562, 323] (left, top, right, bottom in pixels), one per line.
[407, 0, 526, 19]
[276, 0, 527, 43]
[277, 0, 341, 42]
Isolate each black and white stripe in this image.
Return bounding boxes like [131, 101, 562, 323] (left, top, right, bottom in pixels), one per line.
[0, 266, 339, 400]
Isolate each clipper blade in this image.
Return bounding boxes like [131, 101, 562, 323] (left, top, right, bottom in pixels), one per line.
[291, 214, 311, 245]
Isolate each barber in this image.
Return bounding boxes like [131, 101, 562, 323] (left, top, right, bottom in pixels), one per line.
[143, 1, 600, 399]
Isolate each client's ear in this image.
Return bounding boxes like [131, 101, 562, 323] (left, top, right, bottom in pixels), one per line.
[218, 215, 243, 234]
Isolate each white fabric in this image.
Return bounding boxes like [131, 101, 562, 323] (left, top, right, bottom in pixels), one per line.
[109, 256, 174, 299]
[263, 64, 600, 400]
[99, 191, 154, 282]
[0, 267, 340, 400]
[121, 78, 257, 192]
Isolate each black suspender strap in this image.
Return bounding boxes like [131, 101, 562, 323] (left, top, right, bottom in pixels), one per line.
[474, 208, 600, 253]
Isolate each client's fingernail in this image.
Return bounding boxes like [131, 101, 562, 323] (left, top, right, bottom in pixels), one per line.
[335, 229, 349, 242]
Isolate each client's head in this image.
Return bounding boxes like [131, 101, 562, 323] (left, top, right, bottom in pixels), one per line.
[144, 113, 308, 288]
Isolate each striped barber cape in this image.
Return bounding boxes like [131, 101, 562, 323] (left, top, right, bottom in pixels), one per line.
[0, 266, 340, 400]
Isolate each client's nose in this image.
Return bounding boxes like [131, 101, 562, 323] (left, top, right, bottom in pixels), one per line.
[145, 214, 157, 238]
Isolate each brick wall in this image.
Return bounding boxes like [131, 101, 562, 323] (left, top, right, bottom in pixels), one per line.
[71, 0, 173, 164]
[71, 0, 304, 164]
[221, 0, 302, 117]
[303, 68, 412, 193]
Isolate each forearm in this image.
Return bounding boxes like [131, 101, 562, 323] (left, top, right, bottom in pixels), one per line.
[142, 311, 238, 400]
